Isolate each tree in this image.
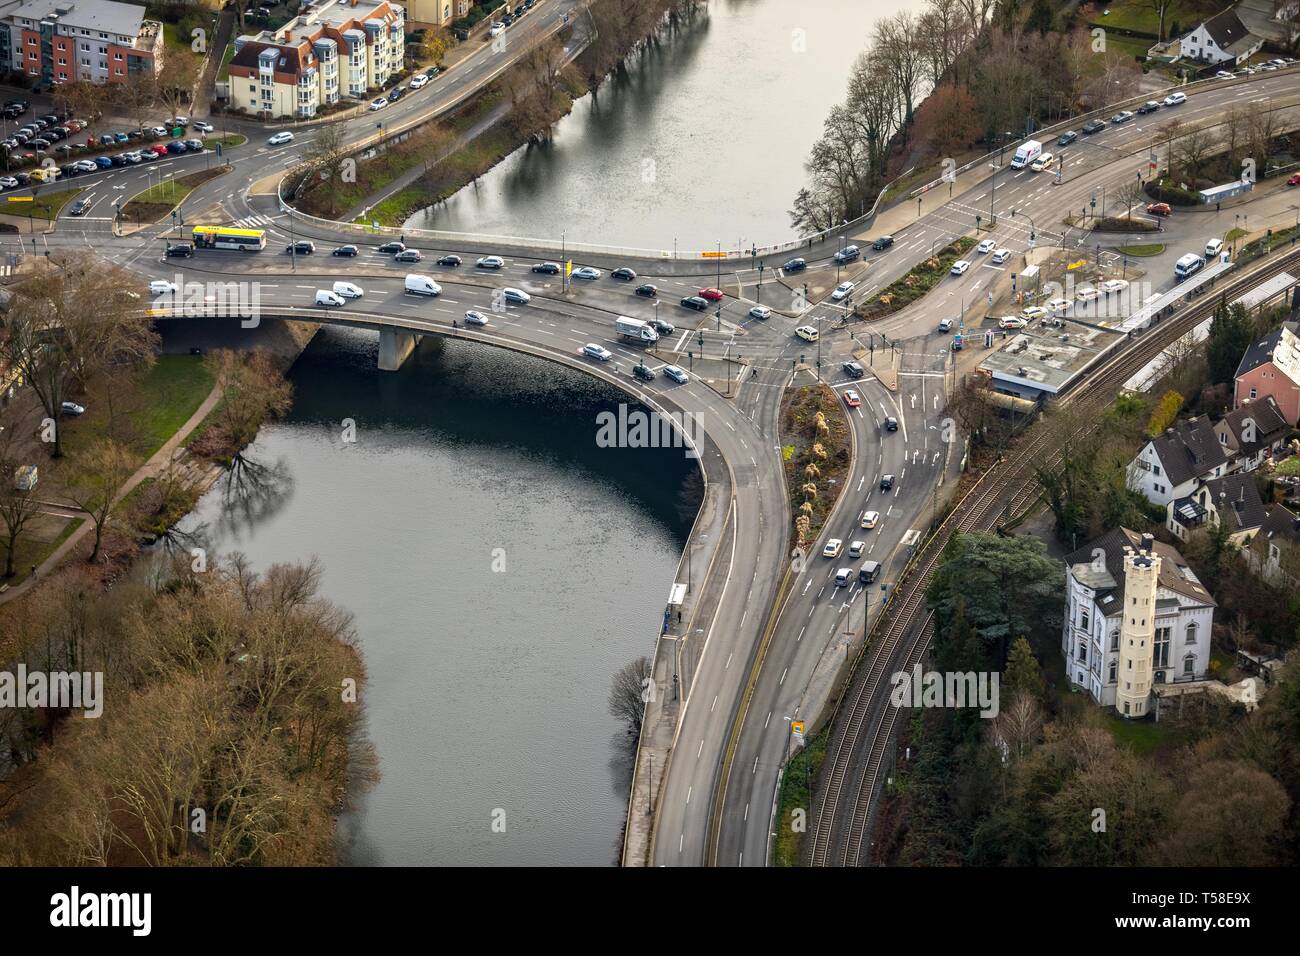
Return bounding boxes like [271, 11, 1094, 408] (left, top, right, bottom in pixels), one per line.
[64, 438, 138, 562]
[1115, 178, 1145, 221]
[608, 657, 652, 734]
[157, 49, 202, 123]
[1206, 298, 1253, 386]
[302, 123, 352, 216]
[1145, 389, 1183, 437]
[1004, 637, 1045, 700]
[0, 404, 42, 577]
[1149, 0, 1174, 41]
[1150, 760, 1290, 866]
[911, 85, 981, 160]
[0, 263, 158, 457]
[202, 350, 293, 457]
[874, 11, 923, 124]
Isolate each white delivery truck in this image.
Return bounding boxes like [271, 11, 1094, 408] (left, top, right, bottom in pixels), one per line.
[1009, 139, 1043, 169]
[615, 316, 659, 344]
[404, 274, 441, 296]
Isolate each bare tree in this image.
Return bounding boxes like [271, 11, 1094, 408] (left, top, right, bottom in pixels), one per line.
[64, 437, 138, 562]
[1116, 178, 1145, 221]
[202, 350, 293, 457]
[0, 403, 42, 577]
[1149, 0, 1175, 41]
[608, 656, 652, 734]
[874, 11, 924, 124]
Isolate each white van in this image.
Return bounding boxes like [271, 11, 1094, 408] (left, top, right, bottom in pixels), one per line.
[332, 281, 364, 299]
[404, 273, 441, 296]
[315, 289, 344, 307]
[1010, 139, 1042, 170]
[1174, 253, 1205, 281]
[795, 325, 819, 342]
[1204, 238, 1223, 258]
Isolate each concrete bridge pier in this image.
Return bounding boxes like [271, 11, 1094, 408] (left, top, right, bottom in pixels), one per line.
[378, 328, 422, 371]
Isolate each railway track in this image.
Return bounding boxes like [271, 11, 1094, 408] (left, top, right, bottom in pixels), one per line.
[808, 245, 1300, 868]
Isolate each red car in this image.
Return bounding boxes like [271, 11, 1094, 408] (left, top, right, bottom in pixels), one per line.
[150, 144, 167, 156]
[1288, 174, 1300, 186]
[698, 287, 724, 302]
[843, 389, 862, 408]
[1145, 202, 1172, 216]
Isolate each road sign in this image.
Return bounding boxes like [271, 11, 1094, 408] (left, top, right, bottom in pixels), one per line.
[791, 720, 805, 740]
[565, 259, 573, 276]
[6, 196, 32, 203]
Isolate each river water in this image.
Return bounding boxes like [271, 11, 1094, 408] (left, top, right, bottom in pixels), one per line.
[177, 328, 699, 865]
[405, 0, 919, 251]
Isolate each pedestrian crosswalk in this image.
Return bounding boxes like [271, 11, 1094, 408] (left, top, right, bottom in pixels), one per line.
[233, 214, 273, 228]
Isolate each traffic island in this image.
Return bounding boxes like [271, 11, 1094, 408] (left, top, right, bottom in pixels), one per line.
[119, 166, 232, 225]
[781, 380, 852, 554]
[854, 237, 976, 321]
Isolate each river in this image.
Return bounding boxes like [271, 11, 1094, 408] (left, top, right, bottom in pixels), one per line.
[177, 328, 700, 865]
[405, 0, 921, 251]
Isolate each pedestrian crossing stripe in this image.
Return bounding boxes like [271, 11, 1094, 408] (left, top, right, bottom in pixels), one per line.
[233, 215, 270, 228]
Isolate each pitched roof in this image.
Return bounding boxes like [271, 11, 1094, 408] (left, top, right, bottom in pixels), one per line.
[1236, 321, 1300, 381]
[1200, 8, 1255, 50]
[1201, 473, 1267, 535]
[1218, 395, 1289, 457]
[1249, 505, 1300, 560]
[1148, 416, 1228, 486]
[1066, 527, 1215, 610]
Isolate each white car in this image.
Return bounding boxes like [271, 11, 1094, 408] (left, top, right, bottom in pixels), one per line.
[267, 131, 294, 146]
[998, 316, 1027, 329]
[1101, 278, 1129, 294]
[464, 310, 489, 326]
[1030, 152, 1055, 172]
[572, 266, 601, 280]
[582, 343, 611, 361]
[368, 97, 389, 111]
[749, 305, 772, 320]
[663, 365, 689, 384]
[489, 21, 505, 37]
[1021, 306, 1047, 320]
[822, 538, 843, 558]
[861, 510, 880, 530]
[409, 74, 429, 90]
[315, 290, 345, 307]
[831, 280, 855, 301]
[332, 281, 364, 299]
[501, 287, 530, 305]
[976, 238, 996, 254]
[60, 401, 85, 416]
[1163, 91, 1186, 106]
[1075, 286, 1100, 302]
[193, 120, 214, 133]
[991, 248, 1011, 264]
[0, 176, 16, 188]
[1046, 297, 1071, 313]
[149, 279, 178, 296]
[1215, 70, 1234, 80]
[476, 255, 505, 269]
[950, 260, 971, 276]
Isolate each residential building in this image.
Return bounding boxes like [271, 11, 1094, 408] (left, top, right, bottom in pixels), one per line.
[1063, 529, 1216, 716]
[226, 0, 405, 119]
[0, 0, 161, 85]
[399, 0, 460, 28]
[1166, 472, 1267, 545]
[1214, 395, 1290, 472]
[1180, 6, 1264, 65]
[1243, 504, 1300, 587]
[1128, 416, 1228, 508]
[1235, 321, 1300, 427]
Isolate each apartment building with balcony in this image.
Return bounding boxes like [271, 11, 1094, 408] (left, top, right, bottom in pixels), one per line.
[226, 0, 405, 119]
[0, 0, 161, 85]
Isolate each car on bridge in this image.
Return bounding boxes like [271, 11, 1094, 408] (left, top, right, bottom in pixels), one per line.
[880, 474, 895, 491]
[635, 284, 658, 297]
[464, 310, 489, 326]
[501, 287, 530, 305]
[680, 295, 709, 311]
[1111, 110, 1134, 124]
[573, 266, 601, 280]
[395, 249, 423, 263]
[861, 510, 880, 530]
[333, 245, 358, 257]
[843, 361, 864, 378]
[843, 389, 862, 407]
[698, 287, 724, 301]
[477, 255, 505, 269]
[1163, 91, 1186, 106]
[611, 267, 637, 281]
[332, 281, 364, 299]
[582, 343, 611, 361]
[267, 131, 294, 146]
[1081, 118, 1105, 134]
[1137, 100, 1160, 115]
[663, 365, 688, 384]
[1057, 130, 1078, 146]
[822, 538, 843, 558]
[437, 254, 462, 266]
[531, 261, 561, 274]
[748, 305, 771, 320]
[315, 290, 345, 307]
[950, 259, 971, 276]
[831, 280, 855, 301]
[782, 257, 807, 272]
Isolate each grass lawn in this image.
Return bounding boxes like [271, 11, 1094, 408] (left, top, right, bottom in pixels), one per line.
[1105, 712, 1175, 755]
[201, 134, 247, 150]
[217, 38, 236, 81]
[121, 165, 231, 223]
[18, 187, 83, 220]
[857, 236, 977, 320]
[772, 731, 828, 867]
[1086, 0, 1194, 37]
[0, 516, 84, 590]
[1104, 33, 1156, 60]
[1115, 242, 1166, 256]
[63, 354, 216, 462]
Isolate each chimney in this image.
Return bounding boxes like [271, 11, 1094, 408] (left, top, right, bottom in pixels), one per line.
[284, 29, 292, 41]
[1140, 533, 1154, 551]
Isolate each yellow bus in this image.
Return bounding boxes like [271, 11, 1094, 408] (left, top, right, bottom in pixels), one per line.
[192, 225, 267, 251]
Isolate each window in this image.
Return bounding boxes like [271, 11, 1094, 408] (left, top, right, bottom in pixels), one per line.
[1077, 641, 1087, 663]
[1108, 661, 1117, 682]
[1249, 387, 1257, 400]
[1183, 654, 1195, 676]
[1110, 630, 1119, 651]
[1080, 609, 1090, 631]
[1154, 627, 1170, 667]
[1186, 622, 1198, 645]
[1153, 465, 1161, 476]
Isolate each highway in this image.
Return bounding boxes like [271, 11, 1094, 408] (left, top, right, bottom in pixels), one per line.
[4, 44, 1299, 870]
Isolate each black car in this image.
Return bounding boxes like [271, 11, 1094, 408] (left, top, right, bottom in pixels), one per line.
[333, 245, 358, 256]
[387, 86, 405, 102]
[13, 172, 30, 185]
[611, 267, 636, 281]
[681, 295, 709, 311]
[871, 236, 894, 251]
[378, 241, 405, 253]
[531, 261, 561, 274]
[635, 284, 658, 297]
[843, 361, 864, 379]
[1137, 101, 1160, 115]
[880, 474, 895, 491]
[884, 417, 899, 432]
[166, 243, 194, 258]
[633, 363, 656, 381]
[1057, 130, 1078, 146]
[782, 257, 806, 272]
[69, 198, 91, 216]
[436, 254, 461, 267]
[394, 249, 422, 262]
[286, 241, 315, 255]
[424, 66, 440, 79]
[1081, 119, 1105, 134]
